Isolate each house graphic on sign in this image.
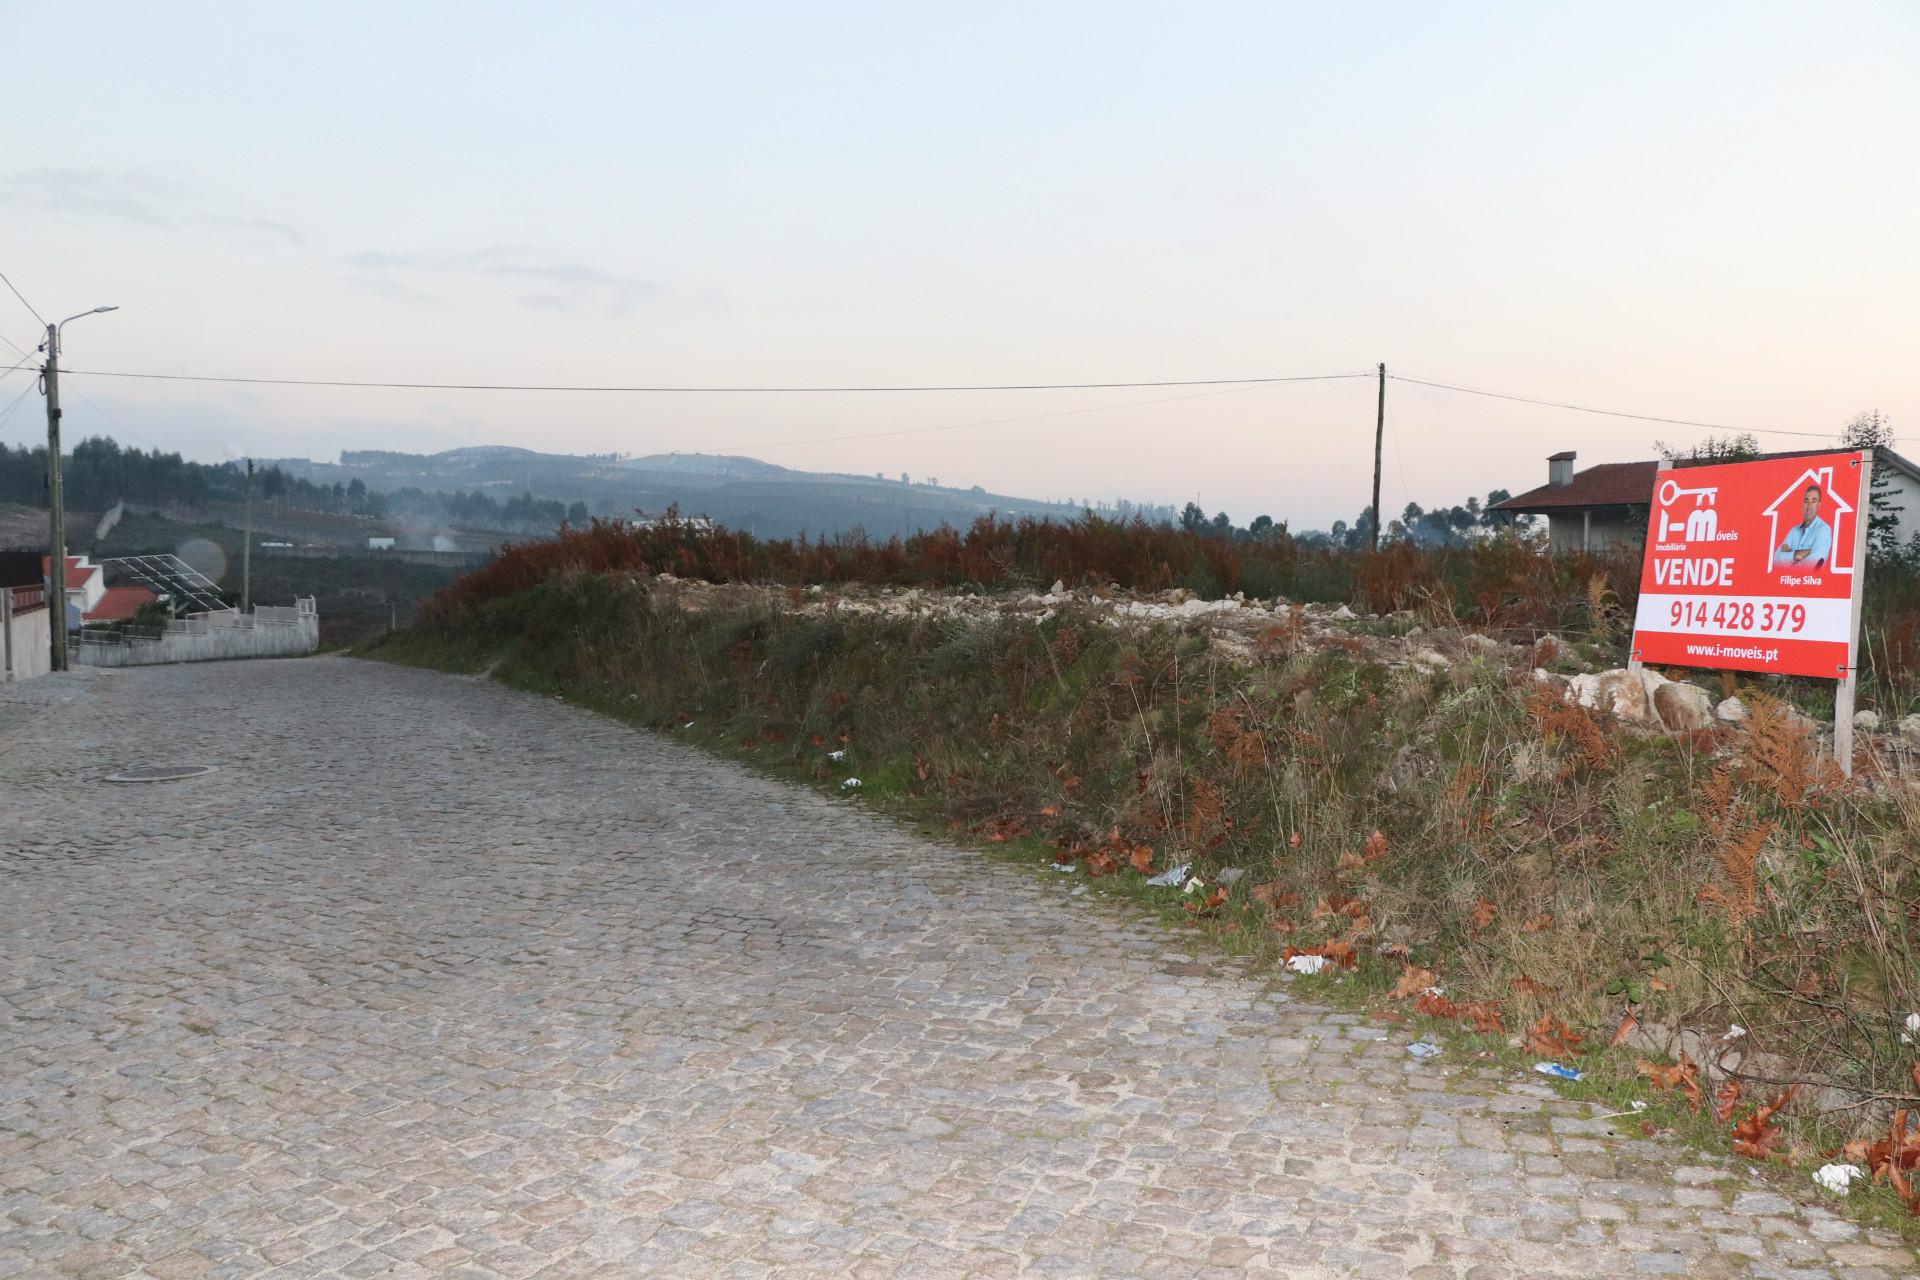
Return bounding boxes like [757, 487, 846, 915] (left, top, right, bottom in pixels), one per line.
[1761, 465, 1856, 575]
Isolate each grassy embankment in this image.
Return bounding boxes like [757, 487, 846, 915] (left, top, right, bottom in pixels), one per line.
[368, 514, 1920, 1230]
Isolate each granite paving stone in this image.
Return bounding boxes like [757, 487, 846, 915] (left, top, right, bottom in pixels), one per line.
[2, 658, 1916, 1277]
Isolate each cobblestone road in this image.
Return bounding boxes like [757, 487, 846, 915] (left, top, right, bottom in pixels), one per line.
[2, 659, 1914, 1279]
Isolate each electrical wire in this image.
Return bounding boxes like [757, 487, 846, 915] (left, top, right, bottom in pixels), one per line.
[58, 367, 1375, 394]
[0, 268, 46, 330]
[0, 380, 38, 436]
[68, 387, 163, 453]
[1387, 373, 1840, 440]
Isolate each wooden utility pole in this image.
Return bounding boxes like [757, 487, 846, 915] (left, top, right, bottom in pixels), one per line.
[1370, 362, 1385, 552]
[242, 458, 254, 613]
[43, 323, 67, 672]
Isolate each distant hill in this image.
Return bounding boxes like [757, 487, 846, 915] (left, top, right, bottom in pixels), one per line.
[260, 448, 1173, 541]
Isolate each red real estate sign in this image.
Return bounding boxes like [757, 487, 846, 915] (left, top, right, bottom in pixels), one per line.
[1629, 451, 1869, 678]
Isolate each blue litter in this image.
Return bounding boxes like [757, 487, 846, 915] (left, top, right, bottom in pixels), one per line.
[1533, 1061, 1584, 1082]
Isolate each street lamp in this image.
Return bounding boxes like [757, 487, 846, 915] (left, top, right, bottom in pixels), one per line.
[42, 304, 119, 672]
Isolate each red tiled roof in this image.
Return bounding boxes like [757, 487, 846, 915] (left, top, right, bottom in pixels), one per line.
[41, 555, 97, 590]
[84, 585, 158, 623]
[1495, 462, 1658, 512]
[1495, 445, 1920, 515]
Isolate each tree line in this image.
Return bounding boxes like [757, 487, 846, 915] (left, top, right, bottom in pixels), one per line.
[0, 437, 588, 532]
[1174, 489, 1520, 552]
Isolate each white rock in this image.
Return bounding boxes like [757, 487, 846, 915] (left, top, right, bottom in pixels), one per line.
[1898, 713, 1920, 744]
[1330, 604, 1356, 621]
[1637, 666, 1671, 703]
[1592, 669, 1655, 724]
[1653, 681, 1714, 733]
[1050, 580, 1066, 596]
[1714, 696, 1749, 724]
[1813, 1163, 1864, 1194]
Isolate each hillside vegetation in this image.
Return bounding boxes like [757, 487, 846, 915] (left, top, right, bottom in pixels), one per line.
[375, 513, 1920, 1222]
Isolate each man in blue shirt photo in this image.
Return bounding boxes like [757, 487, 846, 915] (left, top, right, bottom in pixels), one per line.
[1774, 483, 1833, 569]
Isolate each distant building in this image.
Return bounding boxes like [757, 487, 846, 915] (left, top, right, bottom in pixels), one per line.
[84, 586, 160, 624]
[1494, 448, 1920, 554]
[42, 554, 107, 629]
[368, 537, 396, 551]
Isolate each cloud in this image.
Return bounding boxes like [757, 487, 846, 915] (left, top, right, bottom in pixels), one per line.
[192, 214, 305, 248]
[342, 244, 660, 313]
[345, 274, 446, 306]
[0, 167, 303, 246]
[343, 250, 421, 271]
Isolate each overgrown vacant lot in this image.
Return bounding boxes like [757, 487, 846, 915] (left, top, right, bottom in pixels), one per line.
[374, 515, 1920, 1227]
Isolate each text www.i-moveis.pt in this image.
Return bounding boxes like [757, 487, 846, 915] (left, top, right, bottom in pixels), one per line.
[1685, 642, 1779, 664]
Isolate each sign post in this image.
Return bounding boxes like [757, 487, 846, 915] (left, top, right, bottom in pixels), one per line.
[1628, 450, 1870, 775]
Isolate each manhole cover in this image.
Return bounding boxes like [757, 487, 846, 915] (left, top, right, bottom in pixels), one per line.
[104, 765, 219, 784]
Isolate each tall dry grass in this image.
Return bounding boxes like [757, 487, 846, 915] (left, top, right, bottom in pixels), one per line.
[389, 566, 1920, 1122]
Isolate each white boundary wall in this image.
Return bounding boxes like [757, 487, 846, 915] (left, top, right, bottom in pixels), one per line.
[74, 599, 320, 668]
[2, 590, 52, 682]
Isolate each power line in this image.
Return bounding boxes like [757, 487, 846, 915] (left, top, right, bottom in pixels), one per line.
[59, 367, 1375, 394]
[1388, 373, 1839, 440]
[68, 387, 163, 453]
[0, 268, 47, 330]
[0, 380, 38, 435]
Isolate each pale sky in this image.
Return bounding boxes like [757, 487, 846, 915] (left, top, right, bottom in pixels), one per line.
[3, 2, 1915, 527]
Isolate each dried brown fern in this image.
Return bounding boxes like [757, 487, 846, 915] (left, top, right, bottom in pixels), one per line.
[1528, 688, 1617, 774]
[1743, 696, 1813, 808]
[1699, 822, 1772, 927]
[1701, 766, 1737, 838]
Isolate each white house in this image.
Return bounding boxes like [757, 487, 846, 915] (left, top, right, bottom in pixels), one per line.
[1495, 447, 1920, 555]
[42, 554, 107, 629]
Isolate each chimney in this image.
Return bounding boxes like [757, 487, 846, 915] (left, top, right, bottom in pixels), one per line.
[1547, 450, 1576, 488]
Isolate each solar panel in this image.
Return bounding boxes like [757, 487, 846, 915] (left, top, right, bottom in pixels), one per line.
[97, 554, 230, 616]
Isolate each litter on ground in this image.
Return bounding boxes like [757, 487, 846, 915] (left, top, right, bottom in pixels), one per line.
[840, 778, 862, 789]
[1533, 1062, 1584, 1082]
[1406, 1041, 1442, 1060]
[1813, 1164, 1864, 1194]
[1145, 863, 1191, 888]
[1285, 954, 1328, 976]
